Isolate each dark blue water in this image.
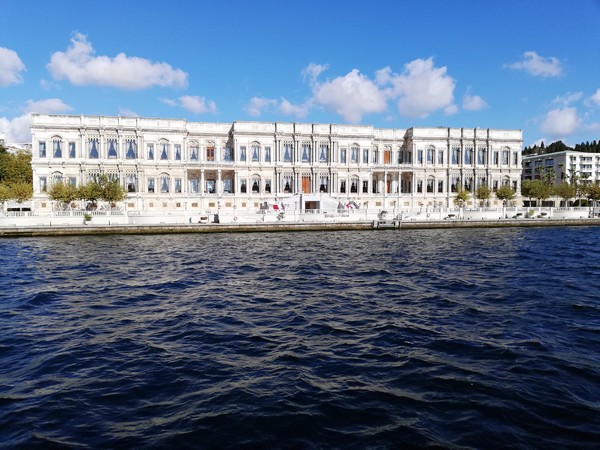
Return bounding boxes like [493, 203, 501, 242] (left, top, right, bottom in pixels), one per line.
[0, 227, 599, 449]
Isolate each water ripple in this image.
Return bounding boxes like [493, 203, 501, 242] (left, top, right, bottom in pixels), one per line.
[1, 228, 599, 448]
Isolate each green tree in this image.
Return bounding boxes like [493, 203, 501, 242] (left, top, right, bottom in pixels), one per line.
[454, 188, 470, 205]
[553, 182, 577, 206]
[475, 185, 491, 206]
[495, 185, 516, 203]
[0, 150, 32, 184]
[0, 183, 12, 209]
[78, 181, 103, 209]
[48, 182, 79, 209]
[99, 174, 126, 207]
[9, 181, 33, 209]
[585, 183, 600, 208]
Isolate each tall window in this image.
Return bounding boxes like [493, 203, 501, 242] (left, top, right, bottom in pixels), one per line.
[264, 146, 271, 162]
[89, 139, 99, 159]
[427, 147, 434, 164]
[350, 176, 358, 193]
[464, 147, 473, 165]
[160, 175, 170, 193]
[438, 180, 444, 193]
[252, 144, 260, 162]
[206, 145, 215, 161]
[126, 174, 137, 193]
[69, 142, 76, 158]
[39, 142, 46, 158]
[175, 178, 182, 193]
[502, 149, 510, 165]
[362, 180, 368, 193]
[513, 152, 519, 166]
[240, 179, 247, 193]
[451, 146, 460, 164]
[320, 175, 329, 193]
[351, 145, 358, 163]
[175, 145, 181, 161]
[302, 144, 310, 162]
[251, 175, 260, 193]
[148, 178, 155, 193]
[189, 178, 199, 193]
[372, 147, 379, 164]
[190, 145, 198, 161]
[107, 139, 118, 158]
[239, 146, 246, 162]
[362, 149, 369, 164]
[427, 177, 434, 193]
[477, 147, 486, 165]
[417, 150, 423, 164]
[417, 180, 423, 193]
[283, 144, 292, 162]
[223, 146, 232, 161]
[53, 139, 62, 158]
[320, 145, 328, 163]
[39, 176, 47, 192]
[264, 178, 271, 193]
[160, 143, 169, 160]
[283, 174, 293, 193]
[493, 151, 499, 165]
[437, 149, 444, 164]
[340, 180, 346, 193]
[451, 175, 460, 192]
[147, 144, 154, 160]
[340, 148, 347, 164]
[126, 140, 136, 159]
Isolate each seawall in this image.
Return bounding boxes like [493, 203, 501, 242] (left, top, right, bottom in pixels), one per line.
[1, 218, 600, 238]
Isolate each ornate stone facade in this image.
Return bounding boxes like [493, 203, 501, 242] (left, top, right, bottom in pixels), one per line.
[30, 114, 523, 212]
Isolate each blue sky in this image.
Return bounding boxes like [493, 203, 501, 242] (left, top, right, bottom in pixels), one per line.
[1, 0, 599, 147]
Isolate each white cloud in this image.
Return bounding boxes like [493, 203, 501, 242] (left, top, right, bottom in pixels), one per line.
[552, 91, 583, 107]
[47, 33, 188, 90]
[244, 97, 278, 117]
[179, 96, 217, 114]
[540, 107, 580, 137]
[0, 47, 26, 87]
[162, 96, 217, 114]
[312, 69, 388, 123]
[585, 88, 600, 108]
[0, 98, 71, 143]
[24, 98, 71, 114]
[463, 94, 488, 111]
[505, 51, 563, 77]
[302, 63, 329, 87]
[380, 58, 456, 119]
[279, 98, 310, 118]
[118, 108, 139, 117]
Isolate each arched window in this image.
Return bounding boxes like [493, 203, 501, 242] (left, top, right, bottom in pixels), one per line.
[251, 142, 260, 162]
[52, 137, 62, 158]
[427, 176, 435, 193]
[52, 171, 63, 186]
[159, 140, 169, 160]
[372, 145, 379, 164]
[160, 173, 170, 193]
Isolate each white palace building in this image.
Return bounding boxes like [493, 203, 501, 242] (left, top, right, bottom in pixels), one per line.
[30, 114, 523, 219]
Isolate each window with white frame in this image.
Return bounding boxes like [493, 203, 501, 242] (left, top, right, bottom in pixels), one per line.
[147, 178, 155, 193]
[89, 139, 99, 159]
[427, 146, 434, 164]
[351, 145, 358, 163]
[53, 139, 62, 158]
[39, 141, 46, 158]
[437, 149, 444, 164]
[264, 146, 271, 162]
[340, 148, 347, 164]
[363, 149, 369, 164]
[160, 142, 169, 160]
[160, 175, 170, 193]
[320, 144, 328, 163]
[302, 143, 311, 162]
[147, 144, 154, 160]
[107, 139, 118, 158]
[125, 140, 136, 159]
[175, 145, 181, 161]
[451, 145, 460, 164]
[251, 143, 260, 162]
[175, 178, 182, 193]
[190, 145, 198, 161]
[477, 146, 486, 165]
[464, 147, 473, 165]
[283, 143, 292, 162]
[239, 146, 246, 162]
[69, 142, 76, 158]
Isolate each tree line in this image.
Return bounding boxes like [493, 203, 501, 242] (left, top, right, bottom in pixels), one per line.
[520, 166, 600, 207]
[523, 140, 600, 156]
[0, 146, 33, 208]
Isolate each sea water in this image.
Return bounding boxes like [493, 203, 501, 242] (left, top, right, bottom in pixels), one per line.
[0, 227, 599, 448]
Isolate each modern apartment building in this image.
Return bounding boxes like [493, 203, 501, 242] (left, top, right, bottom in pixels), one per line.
[30, 114, 523, 213]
